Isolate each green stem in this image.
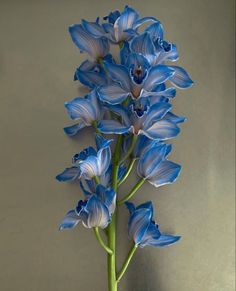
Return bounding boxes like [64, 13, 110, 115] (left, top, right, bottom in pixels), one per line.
[93, 227, 113, 255]
[118, 158, 136, 187]
[116, 244, 138, 283]
[94, 175, 100, 184]
[117, 178, 145, 205]
[107, 136, 123, 291]
[120, 135, 137, 164]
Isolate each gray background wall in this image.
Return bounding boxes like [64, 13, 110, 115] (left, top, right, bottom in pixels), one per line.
[0, 0, 235, 290]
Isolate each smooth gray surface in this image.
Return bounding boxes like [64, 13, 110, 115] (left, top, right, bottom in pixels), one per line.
[0, 0, 235, 290]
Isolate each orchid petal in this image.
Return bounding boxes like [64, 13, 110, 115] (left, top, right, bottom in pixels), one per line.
[65, 98, 95, 124]
[149, 233, 181, 247]
[82, 19, 106, 37]
[145, 21, 164, 40]
[98, 84, 129, 104]
[56, 167, 80, 182]
[85, 195, 110, 228]
[137, 144, 167, 179]
[104, 62, 131, 90]
[133, 17, 157, 29]
[97, 144, 111, 175]
[142, 119, 180, 140]
[164, 112, 187, 123]
[64, 123, 86, 136]
[79, 156, 99, 179]
[169, 66, 194, 88]
[128, 208, 152, 245]
[143, 102, 172, 129]
[69, 24, 109, 59]
[139, 222, 161, 247]
[148, 160, 181, 187]
[59, 210, 80, 230]
[98, 120, 130, 134]
[130, 33, 156, 63]
[114, 6, 139, 42]
[96, 185, 116, 214]
[144, 65, 175, 91]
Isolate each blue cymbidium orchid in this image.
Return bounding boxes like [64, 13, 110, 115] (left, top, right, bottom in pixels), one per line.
[82, 6, 157, 44]
[97, 53, 176, 104]
[69, 22, 110, 61]
[57, 6, 193, 290]
[137, 142, 181, 187]
[125, 201, 181, 247]
[56, 134, 112, 181]
[74, 56, 112, 89]
[59, 184, 116, 230]
[63, 90, 105, 136]
[98, 101, 183, 141]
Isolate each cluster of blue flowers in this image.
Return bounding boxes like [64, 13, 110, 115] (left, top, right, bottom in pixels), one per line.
[57, 6, 193, 251]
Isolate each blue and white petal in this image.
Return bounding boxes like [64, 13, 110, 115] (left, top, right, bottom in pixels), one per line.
[145, 21, 164, 41]
[133, 16, 157, 29]
[169, 66, 194, 88]
[59, 209, 80, 230]
[64, 122, 86, 136]
[128, 208, 152, 245]
[130, 33, 156, 64]
[142, 102, 172, 129]
[56, 167, 80, 182]
[149, 233, 181, 247]
[82, 19, 106, 37]
[139, 222, 161, 247]
[114, 6, 139, 42]
[98, 84, 130, 105]
[137, 144, 167, 179]
[157, 44, 179, 64]
[69, 24, 109, 59]
[65, 98, 95, 124]
[74, 62, 107, 89]
[148, 160, 181, 187]
[144, 65, 175, 91]
[79, 156, 99, 179]
[98, 120, 131, 134]
[96, 185, 116, 214]
[141, 119, 180, 140]
[164, 112, 187, 123]
[84, 195, 111, 228]
[104, 62, 131, 90]
[97, 144, 112, 175]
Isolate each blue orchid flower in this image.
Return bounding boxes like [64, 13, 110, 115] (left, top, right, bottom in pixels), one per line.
[74, 55, 113, 89]
[130, 25, 178, 65]
[56, 135, 112, 182]
[69, 23, 110, 61]
[129, 29, 194, 88]
[80, 164, 126, 195]
[137, 143, 181, 187]
[59, 184, 116, 230]
[123, 135, 173, 159]
[82, 6, 157, 44]
[97, 53, 175, 105]
[98, 101, 182, 141]
[125, 201, 181, 247]
[64, 90, 105, 136]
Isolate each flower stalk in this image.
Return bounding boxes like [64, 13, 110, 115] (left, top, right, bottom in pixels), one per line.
[116, 244, 138, 283]
[107, 136, 123, 291]
[94, 227, 113, 255]
[117, 178, 145, 205]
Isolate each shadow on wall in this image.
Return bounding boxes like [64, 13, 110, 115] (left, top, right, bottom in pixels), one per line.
[126, 250, 163, 291]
